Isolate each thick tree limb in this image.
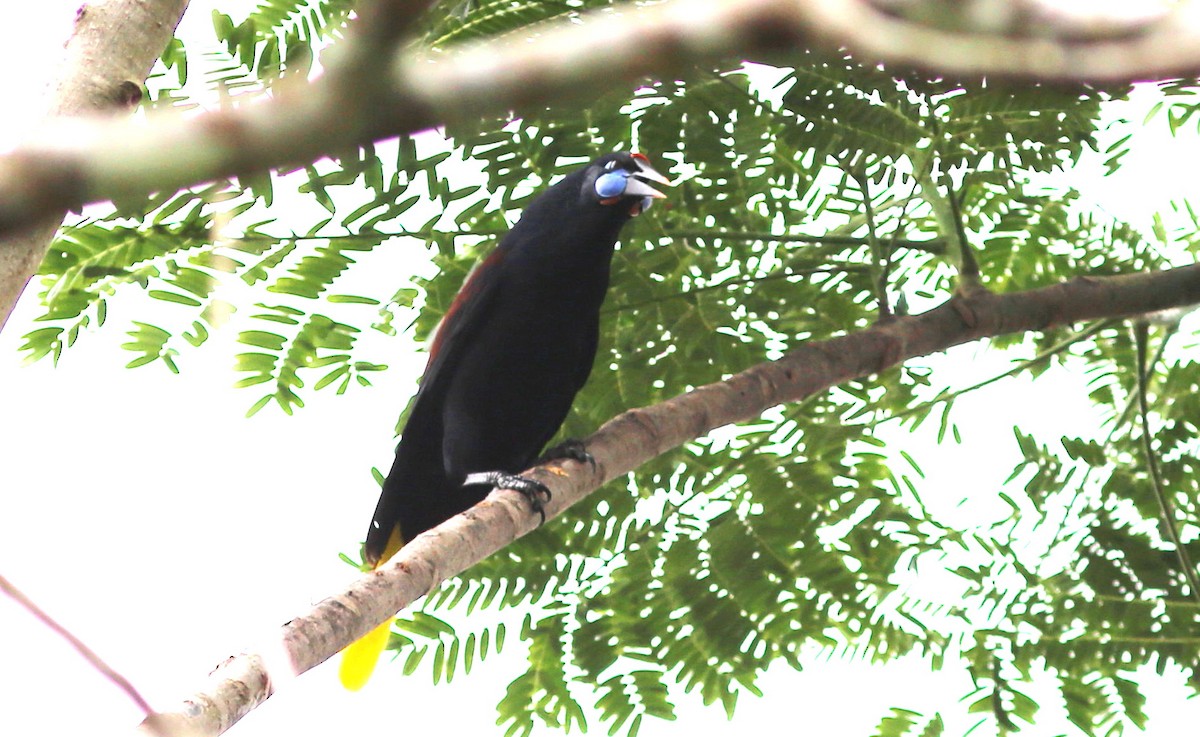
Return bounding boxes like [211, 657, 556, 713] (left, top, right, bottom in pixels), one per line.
[0, 0, 808, 245]
[816, 0, 1188, 80]
[0, 0, 189, 331]
[3, 0, 1199, 252]
[139, 263, 1200, 737]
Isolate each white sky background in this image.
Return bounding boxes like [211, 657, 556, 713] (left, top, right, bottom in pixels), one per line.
[1, 2, 1199, 736]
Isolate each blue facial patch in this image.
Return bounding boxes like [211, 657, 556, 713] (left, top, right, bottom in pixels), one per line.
[595, 170, 628, 198]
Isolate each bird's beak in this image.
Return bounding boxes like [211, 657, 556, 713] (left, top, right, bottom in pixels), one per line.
[627, 157, 671, 200]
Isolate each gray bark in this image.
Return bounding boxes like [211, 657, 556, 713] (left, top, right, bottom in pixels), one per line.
[0, 0, 190, 331]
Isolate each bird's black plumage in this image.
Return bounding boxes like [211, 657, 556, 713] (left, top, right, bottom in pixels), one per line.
[343, 151, 672, 691]
[340, 152, 668, 690]
[364, 151, 669, 565]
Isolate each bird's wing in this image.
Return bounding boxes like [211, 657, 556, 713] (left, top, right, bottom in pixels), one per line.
[575, 312, 601, 391]
[341, 252, 508, 690]
[418, 246, 507, 396]
[366, 246, 508, 547]
[363, 246, 508, 554]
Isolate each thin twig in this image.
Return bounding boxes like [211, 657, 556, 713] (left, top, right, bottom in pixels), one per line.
[605, 264, 869, 314]
[1110, 318, 1178, 432]
[883, 179, 922, 315]
[867, 318, 1116, 429]
[214, 227, 942, 251]
[1034, 318, 1180, 575]
[947, 182, 981, 284]
[852, 168, 892, 318]
[0, 573, 156, 717]
[1133, 320, 1200, 604]
[665, 229, 945, 254]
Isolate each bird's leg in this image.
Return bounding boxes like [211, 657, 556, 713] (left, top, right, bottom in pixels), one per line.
[463, 471, 552, 525]
[537, 438, 596, 471]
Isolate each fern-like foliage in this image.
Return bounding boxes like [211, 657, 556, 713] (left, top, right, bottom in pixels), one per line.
[213, 0, 353, 83]
[873, 708, 945, 737]
[30, 1, 1200, 735]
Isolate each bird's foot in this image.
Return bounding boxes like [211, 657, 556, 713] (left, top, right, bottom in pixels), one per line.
[463, 471, 552, 525]
[537, 438, 596, 472]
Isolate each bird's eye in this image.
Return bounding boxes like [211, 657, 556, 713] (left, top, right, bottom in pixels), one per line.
[594, 170, 628, 198]
[604, 161, 617, 171]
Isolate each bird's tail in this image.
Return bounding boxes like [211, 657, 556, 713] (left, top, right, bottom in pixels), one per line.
[339, 526, 405, 690]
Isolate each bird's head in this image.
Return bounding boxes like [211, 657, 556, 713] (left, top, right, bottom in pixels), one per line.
[587, 152, 671, 217]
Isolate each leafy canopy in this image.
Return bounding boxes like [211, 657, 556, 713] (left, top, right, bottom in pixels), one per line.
[22, 1, 1200, 735]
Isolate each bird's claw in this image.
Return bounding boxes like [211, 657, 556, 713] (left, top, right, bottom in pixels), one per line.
[463, 471, 552, 525]
[538, 438, 597, 472]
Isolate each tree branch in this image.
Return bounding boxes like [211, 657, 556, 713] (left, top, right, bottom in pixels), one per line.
[834, 0, 1190, 79]
[6, 0, 1198, 249]
[0, 0, 812, 244]
[0, 0, 189, 331]
[139, 262, 1200, 737]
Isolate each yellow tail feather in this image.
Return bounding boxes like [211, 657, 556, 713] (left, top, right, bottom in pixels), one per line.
[339, 618, 393, 690]
[339, 525, 406, 690]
